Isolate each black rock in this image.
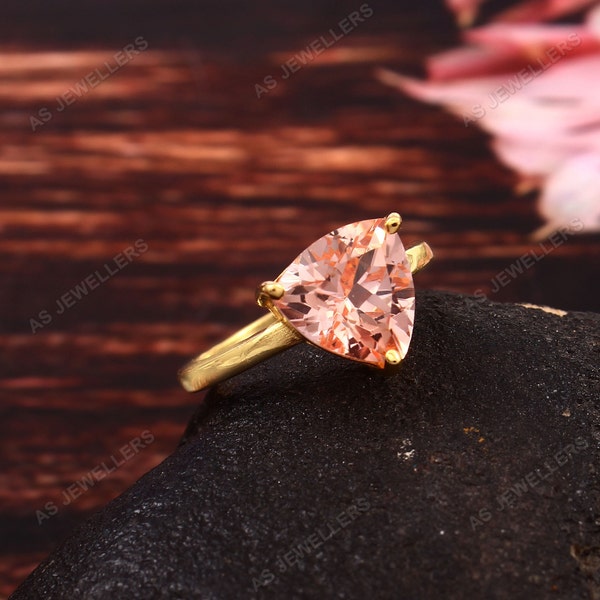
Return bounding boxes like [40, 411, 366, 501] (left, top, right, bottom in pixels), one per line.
[12, 291, 600, 599]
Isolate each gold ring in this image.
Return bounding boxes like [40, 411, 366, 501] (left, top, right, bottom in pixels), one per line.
[178, 213, 433, 392]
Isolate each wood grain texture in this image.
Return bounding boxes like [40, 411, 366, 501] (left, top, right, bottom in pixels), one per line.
[1, 0, 599, 596]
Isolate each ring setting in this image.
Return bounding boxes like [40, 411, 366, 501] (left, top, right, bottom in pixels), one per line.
[179, 213, 433, 392]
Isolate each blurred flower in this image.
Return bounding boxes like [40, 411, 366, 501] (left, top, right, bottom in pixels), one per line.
[493, 0, 598, 23]
[446, 0, 598, 27]
[381, 2, 600, 235]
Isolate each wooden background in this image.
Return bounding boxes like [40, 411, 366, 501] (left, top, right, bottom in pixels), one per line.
[1, 0, 599, 595]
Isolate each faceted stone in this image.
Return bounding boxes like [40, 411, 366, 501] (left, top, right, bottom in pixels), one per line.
[274, 217, 415, 367]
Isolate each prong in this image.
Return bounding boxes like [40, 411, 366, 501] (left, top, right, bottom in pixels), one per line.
[406, 242, 433, 274]
[385, 349, 402, 365]
[256, 280, 285, 307]
[384, 212, 402, 234]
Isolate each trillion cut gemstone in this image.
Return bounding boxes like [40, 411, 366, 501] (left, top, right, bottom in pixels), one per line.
[273, 217, 415, 367]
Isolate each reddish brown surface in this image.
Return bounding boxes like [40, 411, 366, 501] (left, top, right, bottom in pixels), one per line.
[1, 0, 599, 596]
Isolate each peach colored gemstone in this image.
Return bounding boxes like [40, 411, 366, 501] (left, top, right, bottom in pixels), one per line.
[274, 217, 415, 367]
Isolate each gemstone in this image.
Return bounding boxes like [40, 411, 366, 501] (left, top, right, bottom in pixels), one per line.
[273, 217, 415, 367]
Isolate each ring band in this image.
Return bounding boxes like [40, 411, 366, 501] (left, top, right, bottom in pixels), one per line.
[179, 214, 433, 392]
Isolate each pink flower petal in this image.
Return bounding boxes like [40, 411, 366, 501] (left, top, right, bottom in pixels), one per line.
[495, 0, 598, 24]
[538, 153, 600, 233]
[427, 44, 528, 81]
[492, 128, 600, 177]
[465, 23, 599, 51]
[587, 3, 600, 36]
[428, 22, 599, 80]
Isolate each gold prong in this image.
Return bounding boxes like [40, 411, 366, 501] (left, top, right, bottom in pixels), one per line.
[406, 242, 433, 274]
[384, 212, 402, 234]
[256, 281, 285, 307]
[385, 349, 402, 365]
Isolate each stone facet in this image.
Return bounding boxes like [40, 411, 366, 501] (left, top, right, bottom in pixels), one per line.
[274, 217, 415, 367]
